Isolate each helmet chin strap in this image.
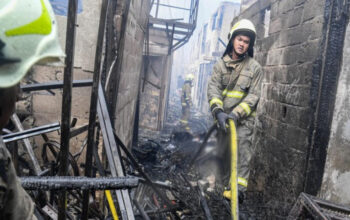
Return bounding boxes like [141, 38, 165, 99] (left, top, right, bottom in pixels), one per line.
[232, 48, 246, 59]
[0, 39, 20, 66]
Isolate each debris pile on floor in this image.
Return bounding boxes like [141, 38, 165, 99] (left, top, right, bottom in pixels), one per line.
[131, 127, 232, 219]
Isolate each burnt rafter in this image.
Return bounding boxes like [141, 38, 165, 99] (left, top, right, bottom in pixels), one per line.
[148, 0, 199, 53]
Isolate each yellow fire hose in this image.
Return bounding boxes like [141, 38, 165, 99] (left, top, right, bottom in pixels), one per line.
[229, 119, 239, 220]
[105, 190, 119, 220]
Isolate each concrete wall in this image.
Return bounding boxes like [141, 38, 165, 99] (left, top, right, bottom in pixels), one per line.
[320, 21, 350, 206]
[113, 0, 150, 147]
[241, 0, 258, 12]
[233, 0, 327, 218]
[55, 0, 102, 72]
[25, 0, 102, 161]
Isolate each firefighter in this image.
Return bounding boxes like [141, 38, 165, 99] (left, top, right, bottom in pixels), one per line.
[0, 0, 64, 218]
[207, 19, 263, 197]
[180, 73, 194, 131]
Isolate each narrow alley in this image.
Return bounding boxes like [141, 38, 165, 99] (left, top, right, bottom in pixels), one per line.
[1, 0, 350, 219]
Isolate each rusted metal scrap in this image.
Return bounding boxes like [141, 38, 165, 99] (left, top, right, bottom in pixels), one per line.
[288, 193, 350, 220]
[21, 176, 139, 190]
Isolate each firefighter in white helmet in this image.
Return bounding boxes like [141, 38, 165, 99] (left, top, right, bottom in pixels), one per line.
[207, 19, 263, 201]
[180, 73, 194, 131]
[0, 0, 64, 218]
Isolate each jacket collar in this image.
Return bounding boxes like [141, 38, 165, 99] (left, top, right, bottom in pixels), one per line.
[222, 54, 247, 68]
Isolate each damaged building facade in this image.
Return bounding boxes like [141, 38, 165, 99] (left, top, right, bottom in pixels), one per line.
[234, 0, 350, 218]
[171, 1, 240, 116]
[4, 0, 350, 219]
[191, 1, 240, 114]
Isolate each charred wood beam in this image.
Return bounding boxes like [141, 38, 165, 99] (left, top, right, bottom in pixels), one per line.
[288, 193, 350, 219]
[69, 124, 89, 138]
[138, 178, 176, 190]
[21, 79, 93, 92]
[197, 184, 213, 220]
[146, 207, 180, 215]
[3, 123, 60, 143]
[82, 0, 109, 218]
[21, 176, 139, 190]
[133, 199, 151, 220]
[58, 0, 78, 218]
[142, 77, 161, 90]
[113, 131, 174, 208]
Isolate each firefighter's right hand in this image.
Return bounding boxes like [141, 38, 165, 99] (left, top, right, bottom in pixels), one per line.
[216, 111, 230, 132]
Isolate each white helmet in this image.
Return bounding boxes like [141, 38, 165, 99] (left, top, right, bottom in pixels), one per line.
[0, 0, 65, 88]
[228, 19, 256, 47]
[185, 73, 194, 81]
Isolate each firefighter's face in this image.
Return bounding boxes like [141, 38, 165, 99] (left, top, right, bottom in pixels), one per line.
[233, 34, 250, 56]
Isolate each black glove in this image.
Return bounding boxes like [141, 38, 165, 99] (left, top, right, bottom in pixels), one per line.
[228, 112, 239, 126]
[216, 111, 230, 132]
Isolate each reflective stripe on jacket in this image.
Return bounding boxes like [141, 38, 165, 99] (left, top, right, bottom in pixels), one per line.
[207, 55, 263, 120]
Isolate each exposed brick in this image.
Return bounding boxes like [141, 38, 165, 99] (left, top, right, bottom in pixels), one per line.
[302, 15, 324, 40]
[263, 62, 313, 87]
[295, 0, 305, 6]
[263, 67, 278, 83]
[287, 6, 304, 28]
[303, 0, 325, 22]
[303, 39, 321, 58]
[259, 114, 308, 152]
[242, 1, 261, 18]
[269, 17, 283, 34]
[285, 62, 313, 85]
[264, 83, 311, 106]
[259, 0, 271, 10]
[281, 45, 304, 65]
[259, 34, 279, 52]
[266, 48, 283, 66]
[278, 26, 305, 48]
[279, 0, 296, 14]
[255, 51, 268, 66]
[251, 128, 307, 208]
[270, 1, 280, 20]
[260, 99, 311, 129]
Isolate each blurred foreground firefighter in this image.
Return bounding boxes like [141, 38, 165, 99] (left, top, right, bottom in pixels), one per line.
[207, 19, 263, 201]
[0, 0, 64, 219]
[180, 73, 194, 131]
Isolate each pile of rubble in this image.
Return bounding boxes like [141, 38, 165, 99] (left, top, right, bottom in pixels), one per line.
[131, 127, 232, 219]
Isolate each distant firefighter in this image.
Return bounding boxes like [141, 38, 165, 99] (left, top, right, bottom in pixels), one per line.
[180, 73, 194, 131]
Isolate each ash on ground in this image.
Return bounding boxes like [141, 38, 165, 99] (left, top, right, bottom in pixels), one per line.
[131, 117, 234, 219]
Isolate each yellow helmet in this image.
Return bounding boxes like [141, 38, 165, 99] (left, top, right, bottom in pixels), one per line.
[228, 19, 256, 47]
[185, 73, 194, 81]
[0, 0, 65, 88]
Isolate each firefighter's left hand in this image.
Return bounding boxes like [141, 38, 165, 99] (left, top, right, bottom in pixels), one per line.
[228, 112, 239, 126]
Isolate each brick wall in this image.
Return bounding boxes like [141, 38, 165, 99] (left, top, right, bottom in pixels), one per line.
[233, 0, 327, 218]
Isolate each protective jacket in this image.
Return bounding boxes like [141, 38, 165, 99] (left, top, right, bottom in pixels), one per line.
[207, 54, 263, 190]
[0, 137, 35, 220]
[208, 54, 262, 118]
[180, 81, 192, 130]
[181, 81, 192, 107]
